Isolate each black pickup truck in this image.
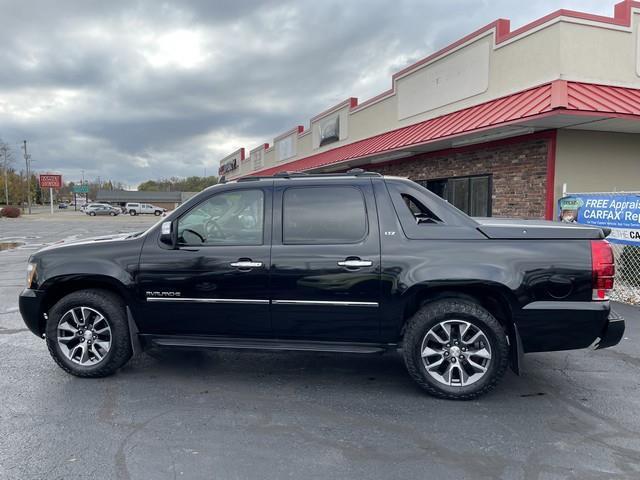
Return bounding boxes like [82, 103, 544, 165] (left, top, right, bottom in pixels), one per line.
[19, 170, 624, 399]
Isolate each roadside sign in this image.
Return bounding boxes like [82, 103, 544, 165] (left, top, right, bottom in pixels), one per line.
[558, 193, 640, 246]
[39, 174, 62, 189]
[73, 184, 89, 193]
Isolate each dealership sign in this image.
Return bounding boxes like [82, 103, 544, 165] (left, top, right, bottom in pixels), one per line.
[218, 148, 244, 176]
[558, 194, 640, 245]
[72, 184, 89, 194]
[39, 174, 62, 189]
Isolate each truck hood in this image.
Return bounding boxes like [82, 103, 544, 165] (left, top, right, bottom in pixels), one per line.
[475, 218, 608, 240]
[36, 232, 142, 253]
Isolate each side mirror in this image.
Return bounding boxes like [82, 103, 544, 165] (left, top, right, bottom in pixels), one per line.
[159, 221, 177, 248]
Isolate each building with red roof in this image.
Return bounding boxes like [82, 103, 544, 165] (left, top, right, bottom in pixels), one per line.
[219, 1, 640, 220]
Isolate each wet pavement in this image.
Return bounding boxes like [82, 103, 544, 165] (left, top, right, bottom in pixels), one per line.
[1, 213, 639, 479]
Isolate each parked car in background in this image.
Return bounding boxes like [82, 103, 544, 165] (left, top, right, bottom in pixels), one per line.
[86, 205, 120, 216]
[76, 199, 93, 211]
[83, 203, 111, 213]
[58, 202, 69, 209]
[125, 203, 166, 216]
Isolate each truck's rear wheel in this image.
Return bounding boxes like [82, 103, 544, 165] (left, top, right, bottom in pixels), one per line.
[129, 210, 136, 216]
[402, 299, 508, 400]
[45, 289, 132, 377]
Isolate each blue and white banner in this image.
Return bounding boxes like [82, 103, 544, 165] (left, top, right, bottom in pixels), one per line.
[558, 194, 640, 246]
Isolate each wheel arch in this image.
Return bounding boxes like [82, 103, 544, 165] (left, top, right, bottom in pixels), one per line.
[39, 275, 131, 335]
[400, 282, 522, 374]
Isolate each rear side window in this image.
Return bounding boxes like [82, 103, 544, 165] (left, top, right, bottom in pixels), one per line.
[401, 194, 442, 224]
[283, 186, 367, 244]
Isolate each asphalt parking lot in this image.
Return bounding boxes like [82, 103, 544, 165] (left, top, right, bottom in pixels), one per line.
[1, 211, 639, 480]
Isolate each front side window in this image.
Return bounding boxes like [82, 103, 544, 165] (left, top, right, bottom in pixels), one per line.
[178, 189, 264, 246]
[283, 186, 367, 244]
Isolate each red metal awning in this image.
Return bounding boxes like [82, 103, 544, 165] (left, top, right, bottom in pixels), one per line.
[566, 82, 640, 115]
[249, 81, 640, 177]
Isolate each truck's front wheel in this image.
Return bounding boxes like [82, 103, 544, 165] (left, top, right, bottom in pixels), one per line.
[45, 289, 132, 377]
[402, 299, 508, 400]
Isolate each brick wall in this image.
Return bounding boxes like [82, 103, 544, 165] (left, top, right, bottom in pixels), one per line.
[368, 137, 549, 218]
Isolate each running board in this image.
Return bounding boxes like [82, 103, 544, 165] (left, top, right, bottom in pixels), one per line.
[141, 335, 394, 354]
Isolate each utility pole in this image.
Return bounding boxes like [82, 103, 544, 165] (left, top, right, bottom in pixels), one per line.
[23, 140, 32, 214]
[1, 144, 9, 205]
[81, 170, 87, 204]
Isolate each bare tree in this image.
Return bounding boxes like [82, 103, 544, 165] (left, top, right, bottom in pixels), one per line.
[0, 140, 14, 206]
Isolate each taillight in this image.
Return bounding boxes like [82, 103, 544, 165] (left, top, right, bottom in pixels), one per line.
[591, 240, 615, 300]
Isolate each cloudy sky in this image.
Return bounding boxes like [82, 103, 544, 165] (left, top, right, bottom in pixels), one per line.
[0, 0, 611, 188]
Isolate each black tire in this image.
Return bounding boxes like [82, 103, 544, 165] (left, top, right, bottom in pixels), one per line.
[89, 211, 96, 216]
[45, 289, 133, 378]
[154, 210, 161, 216]
[129, 210, 136, 216]
[402, 298, 508, 400]
[109, 211, 116, 216]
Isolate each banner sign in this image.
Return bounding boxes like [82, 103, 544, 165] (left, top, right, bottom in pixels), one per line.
[558, 194, 640, 246]
[72, 184, 89, 194]
[39, 174, 62, 189]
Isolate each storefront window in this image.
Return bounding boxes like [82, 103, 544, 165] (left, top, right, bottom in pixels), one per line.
[418, 175, 491, 217]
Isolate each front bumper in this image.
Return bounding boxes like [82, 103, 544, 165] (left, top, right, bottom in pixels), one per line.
[19, 288, 46, 337]
[595, 309, 625, 349]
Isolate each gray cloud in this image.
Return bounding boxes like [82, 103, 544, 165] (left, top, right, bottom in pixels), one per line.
[0, 0, 612, 186]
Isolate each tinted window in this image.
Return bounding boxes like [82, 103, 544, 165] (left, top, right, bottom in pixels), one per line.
[283, 186, 367, 244]
[401, 194, 442, 224]
[178, 189, 264, 246]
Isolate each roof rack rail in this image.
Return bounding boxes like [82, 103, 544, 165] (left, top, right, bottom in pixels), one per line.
[273, 171, 309, 178]
[236, 170, 382, 182]
[237, 175, 273, 182]
[346, 168, 381, 177]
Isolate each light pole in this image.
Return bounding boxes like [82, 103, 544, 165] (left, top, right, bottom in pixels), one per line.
[23, 140, 32, 214]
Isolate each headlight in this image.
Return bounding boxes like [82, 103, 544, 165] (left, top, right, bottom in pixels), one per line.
[26, 263, 37, 288]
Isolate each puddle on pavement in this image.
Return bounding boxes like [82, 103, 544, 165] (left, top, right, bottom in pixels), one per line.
[0, 241, 24, 251]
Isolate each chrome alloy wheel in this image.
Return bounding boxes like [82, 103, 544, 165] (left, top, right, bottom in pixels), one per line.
[420, 320, 492, 387]
[57, 307, 112, 366]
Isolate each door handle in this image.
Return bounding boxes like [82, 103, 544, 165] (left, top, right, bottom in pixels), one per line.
[337, 258, 373, 268]
[230, 260, 263, 269]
